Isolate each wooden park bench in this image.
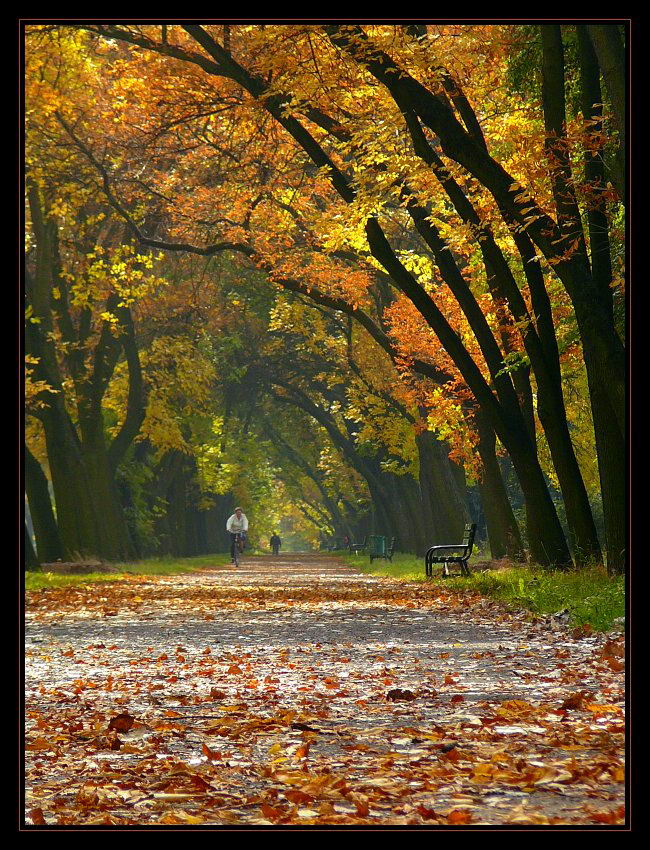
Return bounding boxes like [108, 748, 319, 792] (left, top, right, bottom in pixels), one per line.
[349, 535, 368, 555]
[424, 523, 476, 578]
[369, 535, 396, 563]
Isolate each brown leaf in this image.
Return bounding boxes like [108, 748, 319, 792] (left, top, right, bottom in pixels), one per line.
[285, 789, 314, 805]
[416, 804, 438, 820]
[210, 688, 227, 700]
[561, 692, 588, 710]
[187, 773, 213, 792]
[599, 638, 624, 659]
[260, 803, 285, 822]
[386, 688, 416, 702]
[295, 741, 311, 759]
[202, 742, 222, 761]
[107, 712, 135, 733]
[589, 805, 625, 824]
[29, 808, 47, 825]
[447, 808, 472, 824]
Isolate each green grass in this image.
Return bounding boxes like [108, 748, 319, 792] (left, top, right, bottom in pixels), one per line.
[342, 552, 625, 632]
[25, 553, 232, 591]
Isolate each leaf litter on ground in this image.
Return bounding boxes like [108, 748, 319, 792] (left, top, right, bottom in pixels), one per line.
[25, 554, 625, 826]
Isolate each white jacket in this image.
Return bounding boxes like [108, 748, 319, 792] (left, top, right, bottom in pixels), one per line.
[226, 513, 249, 533]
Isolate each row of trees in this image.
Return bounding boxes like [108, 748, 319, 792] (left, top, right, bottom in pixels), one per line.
[24, 24, 625, 572]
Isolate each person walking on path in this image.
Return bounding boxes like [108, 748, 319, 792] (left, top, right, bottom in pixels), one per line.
[226, 507, 249, 564]
[270, 533, 282, 556]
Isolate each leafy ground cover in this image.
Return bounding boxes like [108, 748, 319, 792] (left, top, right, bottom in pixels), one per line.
[343, 554, 624, 632]
[24, 554, 624, 826]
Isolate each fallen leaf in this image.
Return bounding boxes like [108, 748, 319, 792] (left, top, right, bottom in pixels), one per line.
[260, 803, 285, 822]
[202, 742, 222, 761]
[447, 808, 472, 824]
[209, 688, 227, 699]
[107, 713, 135, 733]
[285, 789, 314, 805]
[561, 692, 589, 710]
[386, 688, 416, 702]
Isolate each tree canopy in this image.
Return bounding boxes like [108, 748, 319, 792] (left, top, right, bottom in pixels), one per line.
[24, 24, 626, 573]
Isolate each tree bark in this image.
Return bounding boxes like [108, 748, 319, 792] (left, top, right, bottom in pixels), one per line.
[25, 523, 39, 570]
[417, 430, 471, 544]
[24, 444, 63, 563]
[475, 413, 525, 561]
[585, 25, 625, 203]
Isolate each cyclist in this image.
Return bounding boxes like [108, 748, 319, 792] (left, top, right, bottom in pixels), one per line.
[226, 507, 249, 565]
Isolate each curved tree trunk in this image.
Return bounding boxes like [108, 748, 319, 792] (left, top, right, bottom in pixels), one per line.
[25, 444, 63, 563]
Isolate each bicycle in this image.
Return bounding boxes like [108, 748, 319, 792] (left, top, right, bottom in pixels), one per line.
[232, 531, 245, 568]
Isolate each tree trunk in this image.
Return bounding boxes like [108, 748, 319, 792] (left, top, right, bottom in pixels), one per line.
[367, 481, 396, 541]
[25, 523, 39, 570]
[590, 381, 626, 574]
[42, 406, 103, 560]
[585, 24, 625, 203]
[78, 406, 138, 561]
[476, 414, 525, 561]
[423, 433, 471, 542]
[415, 429, 442, 544]
[25, 444, 63, 563]
[393, 472, 426, 554]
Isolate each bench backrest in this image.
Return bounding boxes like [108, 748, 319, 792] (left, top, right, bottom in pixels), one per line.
[387, 536, 396, 554]
[463, 523, 477, 553]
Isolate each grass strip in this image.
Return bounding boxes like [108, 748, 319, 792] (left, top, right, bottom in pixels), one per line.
[25, 553, 232, 591]
[342, 552, 624, 632]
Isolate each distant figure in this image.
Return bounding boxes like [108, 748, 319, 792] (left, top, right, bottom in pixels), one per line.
[226, 507, 249, 565]
[343, 535, 350, 549]
[270, 533, 282, 555]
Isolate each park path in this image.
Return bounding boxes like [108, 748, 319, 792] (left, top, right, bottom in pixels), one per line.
[25, 554, 625, 827]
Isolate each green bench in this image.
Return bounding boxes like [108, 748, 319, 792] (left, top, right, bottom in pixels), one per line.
[369, 535, 396, 563]
[425, 523, 476, 577]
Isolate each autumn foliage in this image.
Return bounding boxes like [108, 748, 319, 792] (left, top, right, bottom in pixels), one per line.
[25, 24, 626, 571]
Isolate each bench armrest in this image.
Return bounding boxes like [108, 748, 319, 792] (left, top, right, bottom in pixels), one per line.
[426, 544, 468, 553]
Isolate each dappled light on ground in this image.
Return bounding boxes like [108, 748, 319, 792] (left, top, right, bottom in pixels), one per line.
[25, 555, 624, 826]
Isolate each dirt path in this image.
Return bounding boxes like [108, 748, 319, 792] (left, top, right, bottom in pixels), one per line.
[25, 554, 625, 827]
